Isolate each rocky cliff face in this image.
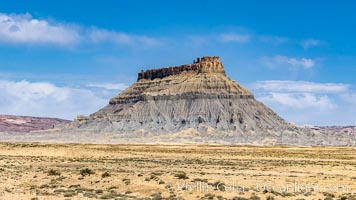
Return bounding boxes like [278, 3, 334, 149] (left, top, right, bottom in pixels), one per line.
[137, 56, 226, 81]
[71, 56, 287, 133]
[0, 115, 71, 133]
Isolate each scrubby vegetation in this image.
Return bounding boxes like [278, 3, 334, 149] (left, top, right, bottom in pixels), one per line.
[0, 143, 354, 199]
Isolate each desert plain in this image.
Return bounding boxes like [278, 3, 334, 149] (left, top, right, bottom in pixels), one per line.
[0, 143, 354, 200]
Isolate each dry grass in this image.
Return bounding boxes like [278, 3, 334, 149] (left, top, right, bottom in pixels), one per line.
[0, 142, 354, 200]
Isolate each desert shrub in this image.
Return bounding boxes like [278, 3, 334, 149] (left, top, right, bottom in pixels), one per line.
[250, 194, 261, 200]
[122, 178, 130, 185]
[40, 184, 49, 188]
[108, 186, 118, 190]
[101, 171, 110, 178]
[216, 195, 224, 200]
[150, 174, 158, 180]
[174, 171, 189, 179]
[266, 196, 275, 200]
[83, 193, 97, 198]
[47, 169, 61, 176]
[53, 189, 66, 193]
[212, 181, 225, 191]
[204, 193, 215, 199]
[63, 191, 76, 197]
[232, 197, 248, 200]
[193, 178, 208, 182]
[95, 189, 103, 194]
[100, 193, 117, 199]
[80, 168, 95, 176]
[281, 192, 295, 197]
[151, 171, 163, 176]
[151, 192, 162, 200]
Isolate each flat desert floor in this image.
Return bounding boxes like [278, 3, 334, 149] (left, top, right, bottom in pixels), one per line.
[0, 143, 355, 200]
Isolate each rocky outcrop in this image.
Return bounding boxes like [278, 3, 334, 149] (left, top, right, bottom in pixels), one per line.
[137, 56, 225, 80]
[71, 56, 288, 133]
[0, 115, 71, 133]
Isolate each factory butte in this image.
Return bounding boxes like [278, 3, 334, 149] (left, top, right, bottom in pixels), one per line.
[71, 56, 287, 135]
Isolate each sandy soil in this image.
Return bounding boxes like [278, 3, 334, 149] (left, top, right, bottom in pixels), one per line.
[0, 143, 355, 200]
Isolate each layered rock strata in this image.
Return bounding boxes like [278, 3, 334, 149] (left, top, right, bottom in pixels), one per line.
[72, 56, 287, 133]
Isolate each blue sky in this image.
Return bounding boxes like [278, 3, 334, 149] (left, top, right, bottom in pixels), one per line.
[0, 0, 355, 125]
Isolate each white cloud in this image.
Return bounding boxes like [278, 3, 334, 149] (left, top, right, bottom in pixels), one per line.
[87, 28, 161, 47]
[259, 92, 336, 110]
[251, 80, 349, 93]
[252, 81, 338, 110]
[340, 92, 356, 105]
[0, 80, 111, 119]
[0, 12, 160, 47]
[219, 33, 250, 43]
[301, 38, 325, 49]
[87, 83, 129, 90]
[0, 13, 80, 46]
[275, 55, 315, 68]
[261, 55, 316, 69]
[251, 80, 356, 125]
[88, 28, 130, 44]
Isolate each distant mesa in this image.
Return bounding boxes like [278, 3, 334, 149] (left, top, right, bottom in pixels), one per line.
[0, 115, 71, 133]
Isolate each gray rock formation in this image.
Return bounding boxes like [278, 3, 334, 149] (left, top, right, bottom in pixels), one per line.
[71, 56, 288, 133]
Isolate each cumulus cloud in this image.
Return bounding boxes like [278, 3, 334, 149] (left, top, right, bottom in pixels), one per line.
[258, 92, 336, 110]
[250, 80, 356, 125]
[0, 13, 80, 46]
[0, 80, 119, 119]
[219, 33, 250, 43]
[301, 38, 326, 49]
[261, 55, 316, 69]
[0, 12, 159, 47]
[252, 80, 339, 111]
